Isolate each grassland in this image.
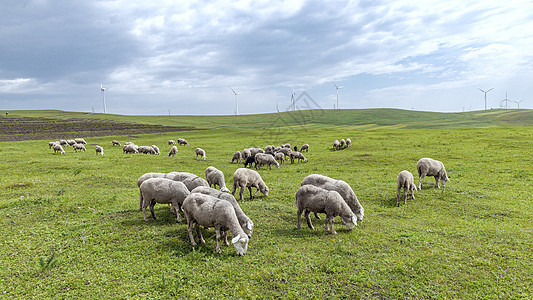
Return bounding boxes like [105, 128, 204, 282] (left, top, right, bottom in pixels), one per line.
[0, 109, 531, 299]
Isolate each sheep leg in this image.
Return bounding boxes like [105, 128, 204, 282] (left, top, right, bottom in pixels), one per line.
[139, 191, 144, 211]
[187, 220, 197, 246]
[418, 173, 426, 190]
[173, 204, 182, 223]
[252, 186, 260, 199]
[311, 210, 321, 220]
[215, 228, 222, 254]
[222, 230, 229, 246]
[326, 215, 336, 234]
[296, 207, 303, 229]
[248, 186, 254, 199]
[434, 176, 440, 188]
[195, 223, 205, 244]
[397, 186, 402, 207]
[410, 186, 416, 200]
[403, 187, 408, 205]
[304, 210, 314, 230]
[149, 201, 157, 220]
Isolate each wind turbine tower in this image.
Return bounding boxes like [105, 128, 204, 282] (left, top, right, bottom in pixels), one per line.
[514, 99, 524, 109]
[230, 87, 240, 115]
[478, 88, 493, 110]
[333, 82, 343, 110]
[501, 92, 511, 109]
[100, 83, 107, 113]
[290, 89, 296, 111]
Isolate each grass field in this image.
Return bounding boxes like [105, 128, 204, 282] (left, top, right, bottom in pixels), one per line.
[0, 109, 532, 298]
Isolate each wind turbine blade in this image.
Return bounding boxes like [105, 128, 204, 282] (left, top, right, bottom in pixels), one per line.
[487, 88, 493, 92]
[230, 87, 237, 95]
[478, 88, 485, 93]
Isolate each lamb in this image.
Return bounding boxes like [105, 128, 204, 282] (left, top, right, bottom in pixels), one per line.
[296, 185, 358, 234]
[232, 168, 269, 201]
[165, 172, 209, 191]
[182, 193, 249, 255]
[333, 140, 340, 151]
[346, 138, 351, 148]
[205, 166, 230, 192]
[195, 147, 206, 160]
[112, 140, 121, 146]
[340, 139, 345, 149]
[242, 149, 251, 159]
[138, 146, 156, 154]
[274, 152, 285, 164]
[95, 145, 104, 156]
[168, 140, 176, 145]
[151, 145, 161, 155]
[177, 138, 189, 146]
[191, 186, 254, 237]
[123, 144, 139, 154]
[243, 154, 256, 168]
[254, 153, 280, 170]
[75, 138, 87, 144]
[300, 144, 309, 152]
[417, 158, 450, 189]
[139, 178, 190, 222]
[67, 139, 76, 146]
[300, 174, 364, 222]
[167, 146, 178, 157]
[52, 143, 65, 155]
[73, 144, 86, 152]
[397, 170, 417, 206]
[289, 151, 307, 163]
[275, 147, 292, 158]
[231, 151, 242, 164]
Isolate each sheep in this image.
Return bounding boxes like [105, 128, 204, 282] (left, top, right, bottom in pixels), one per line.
[254, 153, 280, 170]
[167, 146, 178, 157]
[112, 140, 121, 146]
[300, 144, 309, 152]
[417, 158, 450, 189]
[139, 178, 190, 222]
[273, 146, 282, 152]
[205, 166, 230, 192]
[165, 172, 209, 191]
[73, 144, 86, 152]
[340, 139, 345, 149]
[168, 140, 176, 145]
[195, 147, 206, 160]
[231, 151, 242, 164]
[274, 152, 285, 164]
[333, 140, 340, 151]
[75, 138, 87, 144]
[264, 145, 274, 152]
[137, 172, 168, 209]
[138, 146, 156, 154]
[275, 147, 292, 158]
[67, 139, 76, 146]
[48, 141, 57, 149]
[346, 138, 351, 148]
[283, 143, 291, 149]
[151, 145, 161, 155]
[300, 174, 364, 223]
[248, 148, 264, 156]
[123, 144, 139, 154]
[52, 143, 65, 155]
[242, 149, 251, 159]
[191, 186, 254, 237]
[59, 140, 68, 147]
[177, 138, 189, 146]
[289, 151, 307, 163]
[243, 154, 256, 168]
[397, 170, 417, 206]
[95, 145, 104, 156]
[296, 185, 358, 234]
[182, 193, 249, 255]
[232, 168, 269, 201]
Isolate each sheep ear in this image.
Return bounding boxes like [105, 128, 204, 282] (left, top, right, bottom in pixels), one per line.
[232, 234, 241, 244]
[352, 216, 357, 226]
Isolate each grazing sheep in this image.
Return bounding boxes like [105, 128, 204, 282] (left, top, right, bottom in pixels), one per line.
[167, 146, 178, 157]
[205, 166, 230, 192]
[242, 149, 251, 159]
[254, 153, 280, 170]
[168, 140, 176, 145]
[137, 172, 168, 210]
[296, 185, 358, 234]
[264, 145, 274, 152]
[231, 151, 242, 164]
[274, 152, 285, 164]
[275, 147, 292, 158]
[124, 141, 135, 145]
[273, 146, 282, 152]
[243, 154, 256, 168]
[59, 140, 68, 147]
[95, 145, 104, 156]
[112, 140, 121, 146]
[123, 144, 139, 154]
[340, 139, 345, 148]
[73, 144, 86, 152]
[333, 140, 340, 151]
[293, 146, 298, 152]
[67, 139, 76, 146]
[191, 186, 254, 237]
[283, 143, 291, 149]
[48, 141, 57, 149]
[138, 146, 156, 154]
[397, 170, 417, 206]
[300, 144, 309, 152]
[182, 193, 249, 255]
[300, 174, 364, 222]
[53, 143, 65, 155]
[417, 158, 450, 189]
[232, 168, 269, 201]
[75, 138, 87, 144]
[195, 147, 206, 160]
[165, 172, 209, 191]
[139, 178, 190, 222]
[346, 138, 351, 148]
[289, 151, 307, 163]
[177, 138, 189, 146]
[249, 148, 264, 156]
[151, 145, 161, 155]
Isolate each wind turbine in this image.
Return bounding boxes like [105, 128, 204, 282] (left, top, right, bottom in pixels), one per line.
[500, 92, 511, 109]
[230, 87, 240, 115]
[100, 83, 107, 113]
[513, 99, 524, 109]
[333, 81, 343, 110]
[290, 89, 296, 111]
[478, 88, 493, 110]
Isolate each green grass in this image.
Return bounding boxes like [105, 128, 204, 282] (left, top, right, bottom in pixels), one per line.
[0, 111, 532, 298]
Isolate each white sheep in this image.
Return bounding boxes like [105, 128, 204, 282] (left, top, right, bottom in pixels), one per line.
[300, 174, 364, 222]
[205, 166, 230, 192]
[168, 140, 176, 145]
[137, 172, 172, 211]
[73, 144, 86, 152]
[249, 148, 264, 156]
[178, 138, 189, 146]
[231, 151, 242, 164]
[296, 185, 358, 234]
[242, 149, 251, 159]
[333, 140, 340, 151]
[191, 186, 254, 237]
[48, 141, 57, 149]
[264, 145, 275, 152]
[195, 147, 206, 160]
[59, 140, 68, 147]
[289, 151, 307, 163]
[112, 140, 121, 146]
[123, 144, 139, 154]
[167, 146, 178, 157]
[346, 138, 351, 148]
[95, 145, 104, 156]
[67, 139, 76, 146]
[165, 172, 209, 191]
[75, 138, 87, 144]
[274, 152, 285, 164]
[139, 178, 190, 222]
[300, 144, 309, 152]
[138, 146, 155, 154]
[53, 143, 65, 155]
[275, 147, 292, 158]
[417, 158, 450, 189]
[182, 193, 249, 255]
[254, 153, 280, 170]
[340, 139, 345, 148]
[151, 145, 161, 155]
[283, 143, 291, 149]
[397, 170, 417, 206]
[232, 168, 269, 201]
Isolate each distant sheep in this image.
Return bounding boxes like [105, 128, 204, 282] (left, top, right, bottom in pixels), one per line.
[195, 147, 206, 160]
[248, 148, 264, 156]
[167, 146, 178, 157]
[112, 140, 121, 146]
[300, 144, 309, 152]
[138, 146, 156, 155]
[139, 178, 190, 222]
[67, 139, 76, 146]
[59, 140, 68, 147]
[232, 168, 269, 201]
[205, 166, 230, 192]
[178, 138, 189, 146]
[75, 138, 87, 144]
[231, 151, 242, 164]
[346, 138, 351, 148]
[296, 185, 358, 234]
[53, 143, 65, 155]
[275, 147, 292, 158]
[242, 149, 251, 159]
[48, 141, 57, 149]
[417, 158, 450, 189]
[95, 145, 104, 156]
[274, 152, 285, 164]
[73, 144, 86, 152]
[397, 170, 417, 206]
[151, 145, 161, 155]
[254, 153, 280, 170]
[289, 151, 307, 163]
[340, 139, 345, 148]
[123, 144, 139, 154]
[168, 140, 176, 145]
[182, 193, 249, 255]
[333, 140, 340, 151]
[264, 145, 275, 152]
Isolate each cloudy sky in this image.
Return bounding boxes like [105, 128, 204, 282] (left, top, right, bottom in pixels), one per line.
[1, 0, 532, 115]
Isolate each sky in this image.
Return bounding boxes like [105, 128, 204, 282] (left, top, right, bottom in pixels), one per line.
[1, 0, 532, 115]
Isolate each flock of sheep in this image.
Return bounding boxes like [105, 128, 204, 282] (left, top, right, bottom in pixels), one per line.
[47, 136, 450, 256]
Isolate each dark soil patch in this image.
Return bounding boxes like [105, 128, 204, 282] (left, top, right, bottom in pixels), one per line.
[0, 117, 198, 142]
